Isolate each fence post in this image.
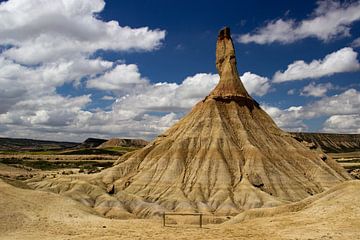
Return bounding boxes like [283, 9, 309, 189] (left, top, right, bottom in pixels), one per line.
[200, 214, 202, 228]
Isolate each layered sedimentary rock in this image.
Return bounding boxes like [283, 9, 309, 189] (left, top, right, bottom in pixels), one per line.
[290, 132, 360, 153]
[30, 27, 351, 218]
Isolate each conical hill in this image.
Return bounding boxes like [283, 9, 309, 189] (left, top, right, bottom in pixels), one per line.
[29, 27, 351, 218]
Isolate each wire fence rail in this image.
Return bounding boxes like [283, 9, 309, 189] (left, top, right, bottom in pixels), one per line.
[162, 212, 203, 228]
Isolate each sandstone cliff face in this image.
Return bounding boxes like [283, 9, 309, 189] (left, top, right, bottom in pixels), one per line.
[29, 27, 351, 218]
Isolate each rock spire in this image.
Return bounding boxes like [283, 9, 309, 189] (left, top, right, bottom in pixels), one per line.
[210, 27, 251, 99]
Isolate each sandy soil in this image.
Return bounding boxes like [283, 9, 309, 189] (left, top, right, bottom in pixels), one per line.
[1, 179, 359, 240]
[0, 163, 37, 179]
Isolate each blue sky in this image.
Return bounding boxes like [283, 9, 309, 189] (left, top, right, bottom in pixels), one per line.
[0, 0, 359, 141]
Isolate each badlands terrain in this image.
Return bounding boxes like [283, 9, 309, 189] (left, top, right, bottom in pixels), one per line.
[1, 27, 359, 239]
[1, 177, 359, 240]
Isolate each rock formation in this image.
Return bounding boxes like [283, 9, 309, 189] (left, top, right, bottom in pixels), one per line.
[29, 27, 351, 218]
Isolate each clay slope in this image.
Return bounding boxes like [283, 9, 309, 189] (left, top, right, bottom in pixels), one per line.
[0, 179, 100, 239]
[227, 180, 360, 224]
[224, 180, 360, 240]
[4, 179, 359, 240]
[29, 27, 350, 218]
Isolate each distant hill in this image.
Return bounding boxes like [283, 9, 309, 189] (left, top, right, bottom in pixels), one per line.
[0, 137, 148, 153]
[97, 138, 148, 149]
[0, 137, 79, 151]
[1, 133, 359, 154]
[290, 132, 360, 153]
[74, 138, 108, 149]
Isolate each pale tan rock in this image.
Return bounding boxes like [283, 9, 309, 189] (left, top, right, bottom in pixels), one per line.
[29, 27, 351, 218]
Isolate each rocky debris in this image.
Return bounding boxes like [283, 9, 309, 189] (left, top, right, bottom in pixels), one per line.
[107, 184, 115, 194]
[350, 169, 360, 179]
[319, 153, 328, 161]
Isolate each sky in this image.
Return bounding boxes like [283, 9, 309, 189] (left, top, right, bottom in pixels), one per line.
[0, 0, 359, 142]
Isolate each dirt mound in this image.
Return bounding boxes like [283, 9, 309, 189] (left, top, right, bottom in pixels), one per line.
[350, 169, 360, 179]
[227, 180, 360, 223]
[29, 27, 350, 218]
[0, 179, 100, 238]
[97, 138, 148, 148]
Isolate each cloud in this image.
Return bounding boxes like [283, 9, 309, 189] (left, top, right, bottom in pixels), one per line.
[262, 105, 308, 132]
[351, 37, 360, 48]
[238, 0, 360, 44]
[101, 95, 115, 101]
[301, 82, 333, 97]
[287, 89, 296, 95]
[0, 0, 165, 65]
[87, 64, 149, 92]
[0, 94, 92, 127]
[0, 56, 112, 113]
[304, 89, 360, 118]
[0, 0, 166, 141]
[323, 114, 360, 133]
[263, 88, 360, 133]
[273, 47, 360, 82]
[109, 73, 219, 115]
[241, 72, 271, 96]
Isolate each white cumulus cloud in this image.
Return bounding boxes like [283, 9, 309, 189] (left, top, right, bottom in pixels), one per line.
[241, 72, 271, 96]
[263, 88, 360, 133]
[0, 0, 165, 65]
[238, 0, 360, 44]
[351, 37, 360, 48]
[87, 64, 149, 92]
[323, 114, 360, 133]
[301, 82, 333, 97]
[273, 47, 360, 82]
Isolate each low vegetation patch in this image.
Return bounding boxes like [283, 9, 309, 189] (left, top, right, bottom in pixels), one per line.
[0, 150, 59, 155]
[0, 158, 113, 171]
[60, 148, 116, 155]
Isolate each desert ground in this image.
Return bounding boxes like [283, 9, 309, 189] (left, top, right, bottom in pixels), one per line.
[1, 176, 359, 240]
